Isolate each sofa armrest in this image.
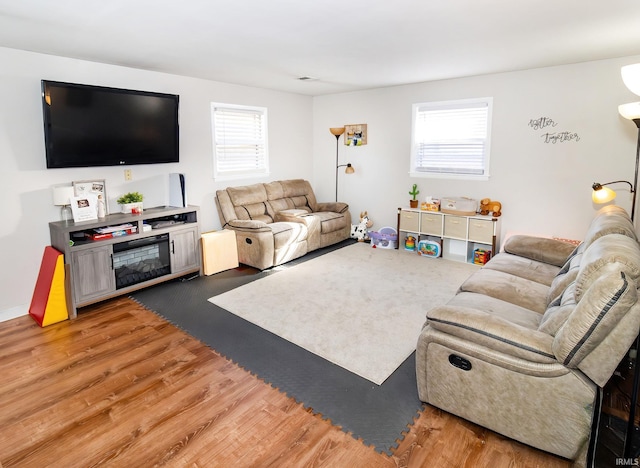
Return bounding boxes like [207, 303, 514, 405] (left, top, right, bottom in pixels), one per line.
[315, 201, 349, 214]
[427, 305, 556, 364]
[503, 235, 577, 267]
[226, 219, 272, 232]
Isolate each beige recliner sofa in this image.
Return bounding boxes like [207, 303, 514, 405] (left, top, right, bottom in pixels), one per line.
[215, 179, 351, 269]
[416, 205, 640, 466]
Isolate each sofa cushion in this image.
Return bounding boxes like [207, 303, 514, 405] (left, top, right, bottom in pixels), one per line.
[264, 180, 286, 200]
[546, 250, 582, 305]
[553, 271, 637, 367]
[482, 252, 561, 286]
[303, 211, 348, 234]
[539, 282, 577, 335]
[234, 202, 272, 223]
[281, 179, 318, 211]
[502, 235, 577, 267]
[582, 205, 637, 249]
[459, 268, 550, 314]
[270, 222, 308, 249]
[266, 198, 291, 216]
[426, 305, 556, 363]
[447, 292, 542, 330]
[264, 179, 320, 214]
[228, 183, 268, 205]
[575, 234, 640, 302]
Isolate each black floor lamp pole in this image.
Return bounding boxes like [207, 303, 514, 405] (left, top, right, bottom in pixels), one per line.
[335, 133, 340, 202]
[632, 124, 640, 221]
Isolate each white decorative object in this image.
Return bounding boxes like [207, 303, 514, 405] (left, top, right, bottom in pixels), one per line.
[70, 194, 98, 222]
[52, 186, 75, 222]
[73, 179, 108, 215]
[97, 194, 106, 219]
[440, 197, 478, 216]
[121, 202, 143, 214]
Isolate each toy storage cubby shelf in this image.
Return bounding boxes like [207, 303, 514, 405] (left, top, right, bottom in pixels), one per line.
[49, 205, 202, 319]
[396, 207, 500, 264]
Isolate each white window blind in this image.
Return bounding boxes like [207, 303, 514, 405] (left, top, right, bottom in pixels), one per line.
[211, 103, 269, 180]
[411, 97, 492, 179]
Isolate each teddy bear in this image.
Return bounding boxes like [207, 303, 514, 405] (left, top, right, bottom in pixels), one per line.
[479, 198, 502, 217]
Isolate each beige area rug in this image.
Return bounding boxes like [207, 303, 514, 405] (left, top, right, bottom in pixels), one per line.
[209, 242, 478, 385]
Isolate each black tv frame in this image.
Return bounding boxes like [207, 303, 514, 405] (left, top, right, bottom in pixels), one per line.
[42, 80, 179, 168]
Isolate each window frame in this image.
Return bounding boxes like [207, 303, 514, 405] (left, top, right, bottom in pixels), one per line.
[211, 102, 270, 181]
[410, 97, 493, 181]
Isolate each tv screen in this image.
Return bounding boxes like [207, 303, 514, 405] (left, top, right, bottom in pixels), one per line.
[42, 80, 179, 168]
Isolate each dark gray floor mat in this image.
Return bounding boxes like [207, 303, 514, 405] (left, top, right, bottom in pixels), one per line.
[130, 241, 423, 455]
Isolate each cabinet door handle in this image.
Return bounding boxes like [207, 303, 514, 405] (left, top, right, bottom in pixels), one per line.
[171, 240, 175, 254]
[110, 253, 114, 270]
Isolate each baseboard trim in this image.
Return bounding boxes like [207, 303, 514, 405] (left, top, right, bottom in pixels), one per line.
[0, 304, 28, 323]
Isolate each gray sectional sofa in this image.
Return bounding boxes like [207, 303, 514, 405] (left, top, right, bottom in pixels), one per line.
[416, 205, 640, 466]
[215, 179, 351, 269]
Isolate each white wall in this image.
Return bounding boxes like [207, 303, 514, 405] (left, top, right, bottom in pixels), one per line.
[313, 55, 640, 244]
[0, 47, 313, 320]
[3, 45, 640, 322]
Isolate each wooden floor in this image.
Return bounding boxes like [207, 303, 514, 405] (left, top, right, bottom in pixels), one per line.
[0, 297, 570, 467]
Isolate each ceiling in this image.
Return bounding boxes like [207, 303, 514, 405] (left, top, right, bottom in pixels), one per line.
[1, 0, 640, 96]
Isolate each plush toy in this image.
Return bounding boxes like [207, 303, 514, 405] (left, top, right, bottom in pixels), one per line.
[479, 198, 502, 217]
[350, 211, 374, 241]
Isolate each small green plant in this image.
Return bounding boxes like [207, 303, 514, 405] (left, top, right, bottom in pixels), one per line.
[117, 192, 144, 204]
[409, 184, 420, 200]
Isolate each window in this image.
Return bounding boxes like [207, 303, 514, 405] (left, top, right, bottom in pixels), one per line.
[410, 97, 492, 180]
[211, 103, 269, 180]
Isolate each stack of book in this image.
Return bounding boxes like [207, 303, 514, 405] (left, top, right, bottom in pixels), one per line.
[86, 223, 137, 240]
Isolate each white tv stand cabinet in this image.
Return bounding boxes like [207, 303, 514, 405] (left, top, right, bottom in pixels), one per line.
[49, 205, 201, 318]
[397, 207, 500, 264]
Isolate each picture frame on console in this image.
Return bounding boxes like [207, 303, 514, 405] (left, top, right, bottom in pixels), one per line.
[70, 194, 98, 222]
[73, 179, 108, 215]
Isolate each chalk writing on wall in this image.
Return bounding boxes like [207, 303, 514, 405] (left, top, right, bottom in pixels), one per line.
[528, 116, 580, 143]
[528, 117, 557, 130]
[541, 132, 580, 143]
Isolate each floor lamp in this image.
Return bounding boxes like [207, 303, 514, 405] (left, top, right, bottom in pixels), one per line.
[593, 65, 640, 459]
[590, 85, 640, 461]
[330, 127, 354, 202]
[618, 101, 640, 459]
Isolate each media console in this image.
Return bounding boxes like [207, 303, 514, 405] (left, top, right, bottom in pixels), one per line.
[49, 205, 201, 318]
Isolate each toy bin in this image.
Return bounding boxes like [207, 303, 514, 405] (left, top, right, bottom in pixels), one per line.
[417, 239, 441, 258]
[369, 227, 398, 249]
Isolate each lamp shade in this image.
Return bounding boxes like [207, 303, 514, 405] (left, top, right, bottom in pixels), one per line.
[622, 64, 640, 96]
[345, 163, 355, 174]
[53, 186, 75, 206]
[592, 186, 617, 204]
[619, 102, 640, 121]
[330, 127, 345, 136]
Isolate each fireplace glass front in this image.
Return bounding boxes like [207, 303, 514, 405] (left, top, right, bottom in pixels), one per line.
[112, 234, 171, 289]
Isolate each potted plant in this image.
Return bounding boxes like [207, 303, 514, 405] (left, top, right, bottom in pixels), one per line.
[409, 184, 420, 208]
[117, 191, 144, 214]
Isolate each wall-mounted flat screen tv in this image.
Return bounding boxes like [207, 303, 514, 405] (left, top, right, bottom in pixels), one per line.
[42, 80, 179, 168]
